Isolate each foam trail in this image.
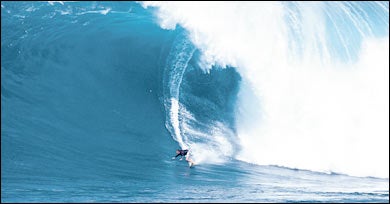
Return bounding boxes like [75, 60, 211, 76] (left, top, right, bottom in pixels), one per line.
[162, 30, 236, 164]
[163, 31, 196, 149]
[144, 2, 389, 178]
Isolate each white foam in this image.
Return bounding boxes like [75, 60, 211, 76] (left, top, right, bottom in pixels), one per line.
[76, 8, 111, 16]
[144, 2, 389, 178]
[183, 121, 235, 164]
[235, 38, 389, 178]
[48, 1, 64, 6]
[169, 98, 187, 149]
[26, 6, 38, 12]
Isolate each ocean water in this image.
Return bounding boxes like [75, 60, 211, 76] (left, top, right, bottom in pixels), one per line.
[1, 1, 389, 202]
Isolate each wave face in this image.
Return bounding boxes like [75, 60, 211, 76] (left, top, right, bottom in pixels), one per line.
[1, 1, 180, 200]
[1, 2, 389, 202]
[143, 1, 389, 178]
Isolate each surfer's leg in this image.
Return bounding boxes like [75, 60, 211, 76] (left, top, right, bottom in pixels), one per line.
[185, 152, 194, 165]
[185, 151, 190, 161]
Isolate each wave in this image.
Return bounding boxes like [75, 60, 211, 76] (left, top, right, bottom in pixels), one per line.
[142, 2, 389, 178]
[1, 1, 388, 179]
[2, 2, 389, 202]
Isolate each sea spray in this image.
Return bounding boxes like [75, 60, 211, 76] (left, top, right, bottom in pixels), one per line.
[143, 1, 389, 178]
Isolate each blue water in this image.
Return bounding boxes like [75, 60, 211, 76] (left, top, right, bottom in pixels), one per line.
[1, 2, 389, 202]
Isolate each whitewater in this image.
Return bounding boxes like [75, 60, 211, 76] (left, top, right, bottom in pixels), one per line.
[2, 1, 389, 202]
[143, 1, 389, 178]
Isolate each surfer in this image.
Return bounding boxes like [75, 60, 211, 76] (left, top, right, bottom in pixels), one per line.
[173, 149, 188, 159]
[172, 149, 195, 167]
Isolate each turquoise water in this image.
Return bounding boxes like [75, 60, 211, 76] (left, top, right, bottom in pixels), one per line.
[1, 2, 388, 202]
